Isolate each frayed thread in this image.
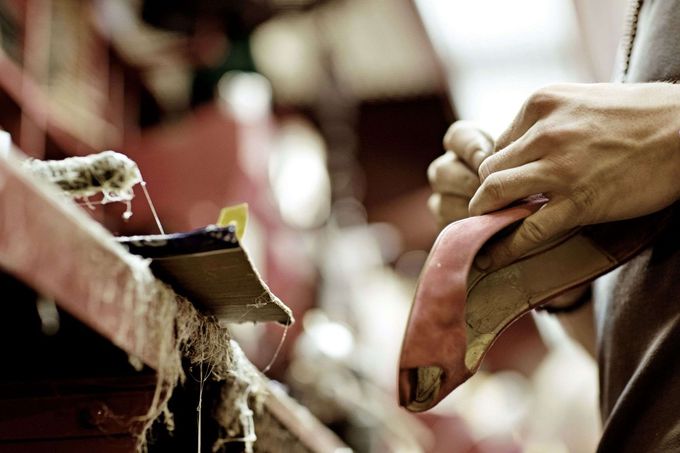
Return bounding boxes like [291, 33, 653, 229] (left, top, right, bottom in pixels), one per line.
[128, 283, 269, 453]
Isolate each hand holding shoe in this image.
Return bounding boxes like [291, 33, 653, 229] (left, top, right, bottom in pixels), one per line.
[470, 83, 680, 269]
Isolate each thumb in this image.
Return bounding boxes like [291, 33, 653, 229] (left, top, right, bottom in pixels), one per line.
[443, 121, 494, 172]
[475, 197, 579, 270]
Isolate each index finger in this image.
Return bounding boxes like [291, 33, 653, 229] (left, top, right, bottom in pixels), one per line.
[443, 121, 494, 172]
[476, 196, 580, 270]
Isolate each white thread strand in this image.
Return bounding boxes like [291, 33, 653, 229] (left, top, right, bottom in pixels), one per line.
[197, 363, 203, 453]
[140, 180, 165, 235]
[262, 322, 290, 374]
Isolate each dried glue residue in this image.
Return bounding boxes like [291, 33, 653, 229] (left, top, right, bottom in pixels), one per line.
[23, 150, 165, 234]
[24, 150, 142, 203]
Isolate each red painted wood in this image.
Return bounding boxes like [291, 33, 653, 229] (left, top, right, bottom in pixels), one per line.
[0, 157, 167, 369]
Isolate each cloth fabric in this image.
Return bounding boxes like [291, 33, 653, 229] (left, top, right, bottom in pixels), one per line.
[595, 1, 680, 451]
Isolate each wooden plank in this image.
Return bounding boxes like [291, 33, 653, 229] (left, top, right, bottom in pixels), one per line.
[0, 156, 166, 369]
[262, 385, 349, 453]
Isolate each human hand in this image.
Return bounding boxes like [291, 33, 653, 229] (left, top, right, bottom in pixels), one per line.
[470, 83, 680, 269]
[428, 121, 494, 227]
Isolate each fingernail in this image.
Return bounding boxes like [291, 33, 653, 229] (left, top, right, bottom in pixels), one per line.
[474, 252, 491, 270]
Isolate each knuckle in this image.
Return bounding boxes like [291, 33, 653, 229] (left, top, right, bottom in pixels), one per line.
[428, 155, 451, 185]
[437, 163, 456, 186]
[526, 85, 563, 116]
[443, 124, 456, 149]
[533, 125, 569, 148]
[548, 156, 578, 184]
[495, 129, 514, 152]
[463, 139, 489, 164]
[571, 184, 598, 212]
[444, 120, 481, 151]
[443, 121, 467, 148]
[463, 139, 479, 157]
[478, 158, 495, 181]
[520, 217, 548, 244]
[427, 193, 440, 215]
[482, 174, 505, 201]
[427, 160, 439, 185]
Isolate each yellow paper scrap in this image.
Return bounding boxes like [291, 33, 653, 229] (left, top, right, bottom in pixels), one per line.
[217, 203, 248, 241]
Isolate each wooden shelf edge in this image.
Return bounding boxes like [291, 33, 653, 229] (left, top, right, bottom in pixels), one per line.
[0, 155, 166, 368]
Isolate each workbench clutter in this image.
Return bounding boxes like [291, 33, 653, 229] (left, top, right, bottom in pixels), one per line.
[0, 147, 344, 452]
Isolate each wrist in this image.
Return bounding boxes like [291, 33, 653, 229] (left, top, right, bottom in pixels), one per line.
[536, 285, 591, 314]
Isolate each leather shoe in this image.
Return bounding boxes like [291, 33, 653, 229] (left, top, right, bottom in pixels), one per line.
[399, 198, 672, 412]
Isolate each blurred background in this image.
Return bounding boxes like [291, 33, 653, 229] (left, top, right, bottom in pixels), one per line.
[0, 0, 629, 451]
